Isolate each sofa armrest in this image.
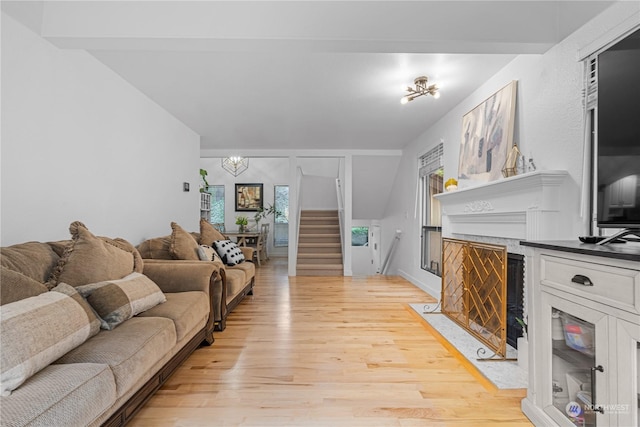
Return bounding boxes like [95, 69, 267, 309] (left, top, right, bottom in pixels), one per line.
[142, 259, 219, 294]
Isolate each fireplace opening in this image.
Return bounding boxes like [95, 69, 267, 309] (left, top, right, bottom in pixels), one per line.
[506, 253, 525, 349]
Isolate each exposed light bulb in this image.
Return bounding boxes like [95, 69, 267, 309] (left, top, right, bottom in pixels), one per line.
[433, 92, 441, 99]
[400, 97, 409, 105]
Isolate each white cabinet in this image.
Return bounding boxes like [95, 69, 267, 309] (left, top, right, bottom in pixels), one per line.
[200, 192, 211, 221]
[522, 243, 640, 427]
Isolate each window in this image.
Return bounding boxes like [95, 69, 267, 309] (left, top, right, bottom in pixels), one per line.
[208, 185, 225, 224]
[419, 143, 444, 276]
[351, 226, 369, 246]
[274, 185, 289, 247]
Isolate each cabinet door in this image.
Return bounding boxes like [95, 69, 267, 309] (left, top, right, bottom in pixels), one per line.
[616, 319, 640, 426]
[541, 292, 611, 426]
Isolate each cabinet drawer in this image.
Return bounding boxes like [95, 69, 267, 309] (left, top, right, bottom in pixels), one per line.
[541, 255, 640, 314]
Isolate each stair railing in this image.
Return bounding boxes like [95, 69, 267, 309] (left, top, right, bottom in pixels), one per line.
[335, 178, 345, 265]
[380, 230, 402, 275]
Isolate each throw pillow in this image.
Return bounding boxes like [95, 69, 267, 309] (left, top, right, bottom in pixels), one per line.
[212, 240, 245, 266]
[199, 218, 226, 245]
[169, 222, 200, 260]
[47, 221, 137, 288]
[75, 272, 166, 330]
[0, 242, 60, 284]
[0, 267, 48, 305]
[197, 245, 220, 262]
[0, 283, 100, 396]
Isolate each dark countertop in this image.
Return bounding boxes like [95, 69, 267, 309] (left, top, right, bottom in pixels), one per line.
[520, 240, 640, 263]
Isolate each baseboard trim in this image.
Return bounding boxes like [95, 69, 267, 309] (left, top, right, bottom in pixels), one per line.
[398, 269, 440, 300]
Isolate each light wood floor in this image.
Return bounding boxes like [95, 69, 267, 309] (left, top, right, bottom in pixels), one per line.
[130, 258, 532, 426]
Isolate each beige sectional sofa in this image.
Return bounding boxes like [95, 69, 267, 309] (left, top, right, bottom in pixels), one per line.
[0, 222, 219, 427]
[136, 219, 256, 331]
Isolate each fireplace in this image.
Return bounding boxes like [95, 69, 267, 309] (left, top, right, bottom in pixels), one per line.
[434, 170, 572, 365]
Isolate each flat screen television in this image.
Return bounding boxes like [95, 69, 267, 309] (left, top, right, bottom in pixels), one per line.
[596, 27, 640, 243]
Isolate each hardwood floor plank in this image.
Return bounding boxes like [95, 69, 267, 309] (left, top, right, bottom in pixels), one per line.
[129, 258, 532, 426]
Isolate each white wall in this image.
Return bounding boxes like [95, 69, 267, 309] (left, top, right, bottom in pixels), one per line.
[300, 175, 338, 210]
[1, 13, 200, 246]
[382, 2, 640, 297]
[199, 157, 290, 256]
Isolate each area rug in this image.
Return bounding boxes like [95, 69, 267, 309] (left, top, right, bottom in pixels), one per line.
[409, 303, 527, 390]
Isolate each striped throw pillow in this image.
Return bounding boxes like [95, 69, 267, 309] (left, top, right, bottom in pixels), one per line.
[76, 272, 166, 330]
[0, 283, 100, 396]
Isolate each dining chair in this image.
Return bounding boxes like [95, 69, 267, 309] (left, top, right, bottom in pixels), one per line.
[259, 223, 270, 261]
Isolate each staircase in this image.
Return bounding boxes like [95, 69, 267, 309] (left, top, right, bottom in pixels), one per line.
[296, 210, 343, 276]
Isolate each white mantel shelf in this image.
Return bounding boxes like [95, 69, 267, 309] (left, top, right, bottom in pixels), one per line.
[434, 170, 571, 241]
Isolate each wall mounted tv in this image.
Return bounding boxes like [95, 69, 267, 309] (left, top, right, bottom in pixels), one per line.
[596, 26, 640, 243]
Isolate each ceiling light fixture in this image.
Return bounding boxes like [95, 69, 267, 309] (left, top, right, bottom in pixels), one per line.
[401, 76, 440, 104]
[221, 156, 249, 177]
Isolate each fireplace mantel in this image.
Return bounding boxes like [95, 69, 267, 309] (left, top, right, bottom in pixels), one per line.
[434, 170, 570, 241]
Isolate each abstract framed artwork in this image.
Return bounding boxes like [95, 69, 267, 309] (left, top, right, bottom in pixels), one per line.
[235, 183, 263, 211]
[458, 80, 518, 183]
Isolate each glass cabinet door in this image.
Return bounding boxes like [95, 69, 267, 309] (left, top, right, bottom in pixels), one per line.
[616, 319, 640, 426]
[542, 292, 610, 426]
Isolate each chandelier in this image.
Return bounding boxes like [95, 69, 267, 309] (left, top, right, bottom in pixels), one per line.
[221, 156, 249, 177]
[401, 76, 440, 104]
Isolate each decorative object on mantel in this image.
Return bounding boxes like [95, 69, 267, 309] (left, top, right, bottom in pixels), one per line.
[501, 143, 522, 178]
[444, 178, 458, 191]
[235, 183, 263, 212]
[458, 80, 518, 183]
[527, 156, 537, 172]
[221, 156, 249, 177]
[400, 75, 440, 104]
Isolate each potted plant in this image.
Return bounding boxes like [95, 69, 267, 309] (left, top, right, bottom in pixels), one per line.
[253, 203, 283, 229]
[235, 215, 248, 233]
[199, 168, 209, 193]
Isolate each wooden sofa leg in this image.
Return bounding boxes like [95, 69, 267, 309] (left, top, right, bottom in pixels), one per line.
[214, 319, 226, 332]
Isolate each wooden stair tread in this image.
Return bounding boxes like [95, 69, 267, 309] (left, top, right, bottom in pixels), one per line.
[296, 264, 343, 269]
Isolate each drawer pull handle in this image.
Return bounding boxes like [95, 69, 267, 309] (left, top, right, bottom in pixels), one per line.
[571, 274, 593, 286]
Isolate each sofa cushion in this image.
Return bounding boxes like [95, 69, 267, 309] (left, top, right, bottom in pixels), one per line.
[0, 283, 101, 396]
[170, 222, 200, 260]
[0, 242, 60, 284]
[197, 244, 221, 262]
[228, 261, 255, 283]
[213, 240, 245, 266]
[47, 222, 138, 288]
[76, 272, 166, 330]
[136, 236, 173, 260]
[0, 363, 116, 427]
[199, 218, 226, 245]
[138, 291, 209, 342]
[54, 317, 177, 397]
[0, 267, 48, 305]
[224, 269, 248, 305]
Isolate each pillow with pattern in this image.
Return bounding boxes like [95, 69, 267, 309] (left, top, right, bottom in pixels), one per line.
[197, 245, 220, 262]
[212, 240, 245, 266]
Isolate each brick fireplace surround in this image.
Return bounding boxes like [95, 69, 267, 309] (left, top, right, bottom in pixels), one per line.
[434, 170, 572, 362]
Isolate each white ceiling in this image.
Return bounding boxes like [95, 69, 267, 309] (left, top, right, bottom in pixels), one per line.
[3, 1, 616, 152]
